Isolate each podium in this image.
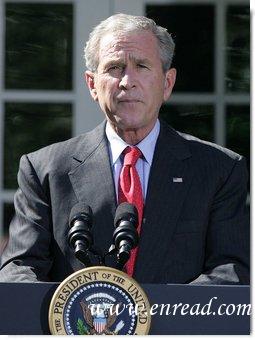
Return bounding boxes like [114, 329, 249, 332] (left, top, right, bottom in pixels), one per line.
[0, 282, 250, 335]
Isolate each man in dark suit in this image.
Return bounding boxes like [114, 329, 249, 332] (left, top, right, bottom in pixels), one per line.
[0, 14, 249, 284]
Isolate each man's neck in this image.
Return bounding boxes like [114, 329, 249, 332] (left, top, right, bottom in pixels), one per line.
[109, 121, 157, 145]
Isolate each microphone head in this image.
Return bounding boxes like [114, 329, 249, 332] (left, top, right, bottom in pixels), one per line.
[69, 202, 93, 227]
[114, 202, 138, 229]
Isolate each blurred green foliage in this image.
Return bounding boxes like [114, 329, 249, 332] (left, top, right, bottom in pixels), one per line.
[4, 103, 72, 189]
[226, 6, 250, 92]
[160, 105, 214, 142]
[226, 106, 250, 168]
[5, 3, 73, 89]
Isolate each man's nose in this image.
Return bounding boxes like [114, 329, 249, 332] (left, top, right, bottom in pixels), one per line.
[119, 69, 136, 90]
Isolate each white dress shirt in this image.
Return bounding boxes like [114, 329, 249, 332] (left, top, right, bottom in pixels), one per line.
[105, 119, 160, 201]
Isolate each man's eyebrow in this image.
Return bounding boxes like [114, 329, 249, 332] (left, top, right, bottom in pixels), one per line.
[102, 56, 151, 70]
[129, 56, 151, 65]
[103, 60, 125, 68]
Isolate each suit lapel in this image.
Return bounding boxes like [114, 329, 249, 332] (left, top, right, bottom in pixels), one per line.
[68, 122, 116, 253]
[135, 121, 194, 282]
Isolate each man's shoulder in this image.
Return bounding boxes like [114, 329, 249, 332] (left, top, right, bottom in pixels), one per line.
[159, 120, 245, 178]
[177, 130, 243, 162]
[161, 124, 248, 182]
[23, 121, 106, 173]
[160, 119, 241, 160]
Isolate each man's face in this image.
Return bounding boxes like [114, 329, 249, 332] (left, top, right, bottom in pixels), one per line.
[86, 30, 176, 134]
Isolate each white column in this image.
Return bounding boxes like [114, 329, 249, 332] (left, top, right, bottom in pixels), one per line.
[214, 0, 226, 146]
[114, 0, 145, 15]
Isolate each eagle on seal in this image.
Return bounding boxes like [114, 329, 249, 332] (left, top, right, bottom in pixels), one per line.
[80, 300, 123, 335]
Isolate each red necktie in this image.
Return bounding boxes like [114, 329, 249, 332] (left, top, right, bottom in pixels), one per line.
[118, 146, 144, 276]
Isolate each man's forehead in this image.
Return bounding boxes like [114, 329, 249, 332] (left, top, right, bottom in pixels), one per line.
[98, 31, 159, 60]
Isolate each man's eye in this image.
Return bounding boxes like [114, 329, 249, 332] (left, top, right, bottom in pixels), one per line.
[108, 65, 121, 71]
[137, 64, 147, 69]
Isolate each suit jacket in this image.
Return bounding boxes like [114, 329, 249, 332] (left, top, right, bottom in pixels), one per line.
[0, 120, 249, 284]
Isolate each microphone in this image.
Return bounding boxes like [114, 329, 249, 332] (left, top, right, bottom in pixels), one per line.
[112, 202, 139, 268]
[68, 203, 93, 266]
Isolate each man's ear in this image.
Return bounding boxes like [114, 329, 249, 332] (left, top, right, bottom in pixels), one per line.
[85, 70, 98, 101]
[163, 68, 176, 102]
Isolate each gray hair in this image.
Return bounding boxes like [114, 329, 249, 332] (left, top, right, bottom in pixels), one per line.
[84, 13, 175, 73]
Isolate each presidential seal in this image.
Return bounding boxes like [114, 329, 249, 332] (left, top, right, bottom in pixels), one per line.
[49, 266, 151, 335]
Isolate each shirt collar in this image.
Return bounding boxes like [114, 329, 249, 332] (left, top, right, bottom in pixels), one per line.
[105, 119, 160, 166]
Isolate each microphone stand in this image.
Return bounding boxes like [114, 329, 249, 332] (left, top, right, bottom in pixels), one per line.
[73, 245, 105, 267]
[104, 244, 128, 271]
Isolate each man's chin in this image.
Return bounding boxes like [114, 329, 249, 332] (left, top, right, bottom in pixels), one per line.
[108, 114, 138, 128]
[114, 120, 143, 131]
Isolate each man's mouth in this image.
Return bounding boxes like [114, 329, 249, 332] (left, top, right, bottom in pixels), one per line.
[117, 98, 142, 103]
